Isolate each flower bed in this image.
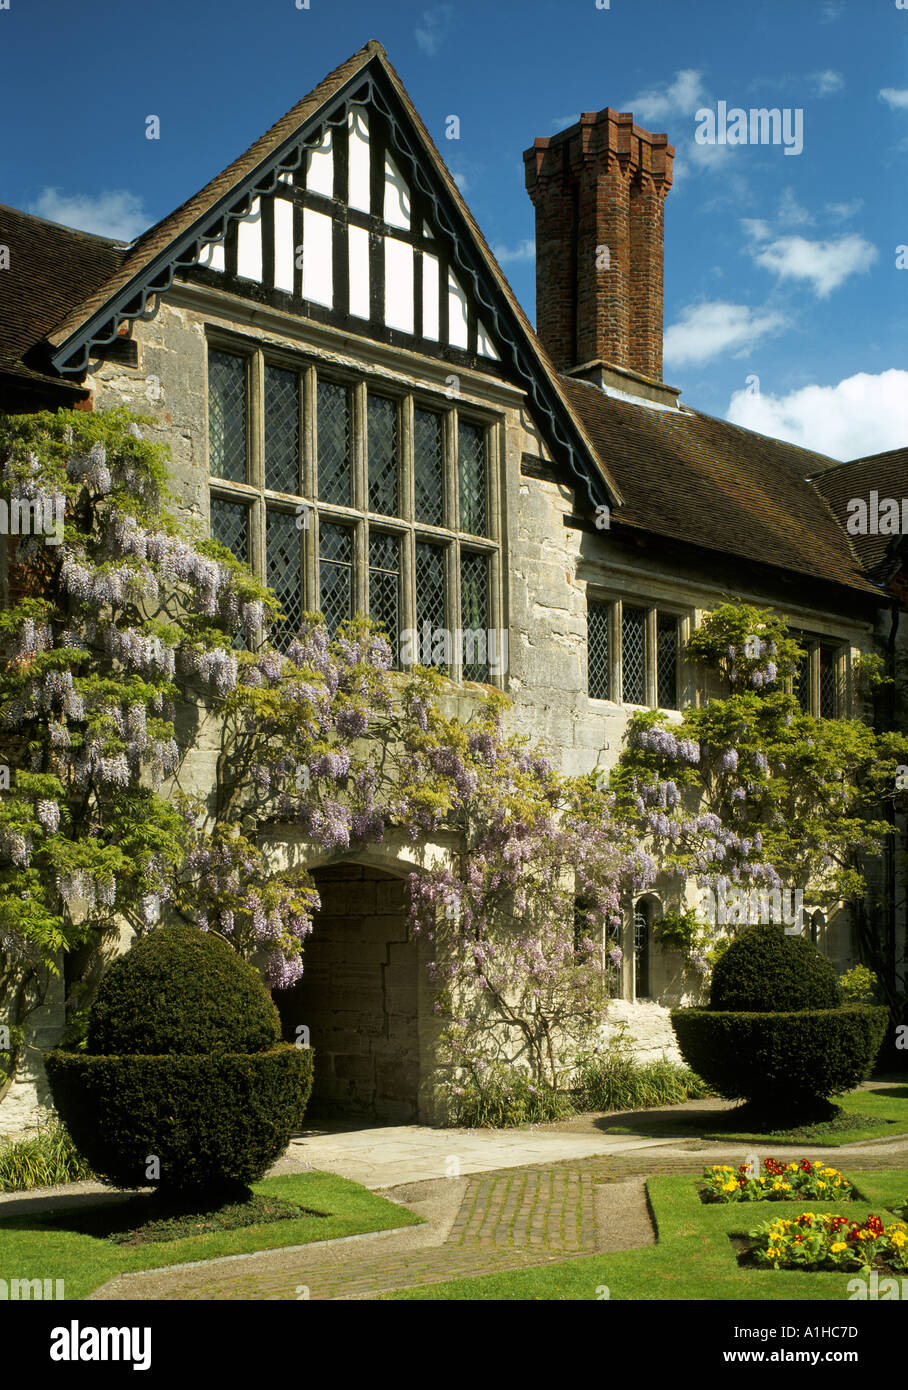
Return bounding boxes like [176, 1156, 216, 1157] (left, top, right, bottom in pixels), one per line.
[746, 1211, 908, 1273]
[701, 1158, 853, 1203]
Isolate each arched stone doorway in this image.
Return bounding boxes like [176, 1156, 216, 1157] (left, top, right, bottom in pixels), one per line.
[274, 863, 421, 1122]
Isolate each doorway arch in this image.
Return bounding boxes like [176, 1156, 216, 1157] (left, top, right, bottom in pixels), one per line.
[274, 863, 420, 1122]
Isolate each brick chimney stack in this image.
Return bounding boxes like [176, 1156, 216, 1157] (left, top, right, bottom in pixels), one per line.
[524, 110, 674, 382]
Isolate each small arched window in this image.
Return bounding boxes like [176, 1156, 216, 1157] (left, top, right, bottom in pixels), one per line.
[810, 909, 824, 946]
[633, 898, 653, 999]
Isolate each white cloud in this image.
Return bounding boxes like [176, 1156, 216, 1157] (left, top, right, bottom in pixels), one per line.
[414, 5, 454, 56]
[820, 0, 844, 21]
[825, 198, 863, 221]
[811, 69, 844, 96]
[777, 187, 813, 227]
[740, 218, 772, 243]
[491, 238, 535, 265]
[663, 301, 787, 367]
[727, 370, 908, 461]
[623, 68, 707, 125]
[27, 187, 147, 242]
[623, 69, 738, 185]
[750, 233, 878, 297]
[880, 87, 908, 111]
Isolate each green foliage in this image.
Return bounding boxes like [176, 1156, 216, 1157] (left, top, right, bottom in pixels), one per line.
[574, 1050, 712, 1113]
[653, 908, 703, 954]
[838, 964, 879, 1004]
[709, 924, 841, 1012]
[86, 924, 281, 1056]
[445, 1062, 573, 1127]
[0, 1115, 94, 1191]
[45, 1047, 313, 1192]
[684, 601, 804, 693]
[615, 601, 908, 944]
[671, 1004, 889, 1114]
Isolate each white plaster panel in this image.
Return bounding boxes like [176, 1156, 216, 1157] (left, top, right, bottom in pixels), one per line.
[348, 107, 371, 212]
[236, 197, 263, 282]
[198, 240, 225, 272]
[448, 268, 469, 349]
[477, 320, 499, 359]
[273, 196, 295, 293]
[303, 208, 333, 306]
[349, 223, 370, 319]
[384, 238, 414, 333]
[307, 128, 334, 198]
[422, 252, 440, 340]
[384, 153, 410, 229]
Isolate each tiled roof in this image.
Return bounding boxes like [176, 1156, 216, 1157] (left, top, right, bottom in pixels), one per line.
[0, 204, 125, 386]
[560, 376, 879, 595]
[811, 446, 908, 581]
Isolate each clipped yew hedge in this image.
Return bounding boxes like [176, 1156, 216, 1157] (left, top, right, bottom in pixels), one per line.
[45, 1047, 313, 1192]
[709, 923, 841, 1013]
[46, 924, 314, 1193]
[86, 924, 282, 1056]
[670, 1004, 888, 1112]
[671, 924, 887, 1117]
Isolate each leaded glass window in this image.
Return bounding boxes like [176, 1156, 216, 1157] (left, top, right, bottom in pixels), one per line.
[819, 647, 837, 719]
[317, 380, 352, 505]
[367, 394, 399, 515]
[622, 606, 646, 706]
[319, 521, 354, 636]
[460, 551, 489, 682]
[265, 365, 300, 494]
[458, 421, 486, 536]
[208, 349, 247, 482]
[588, 601, 610, 700]
[795, 647, 811, 712]
[657, 613, 678, 709]
[368, 532, 400, 667]
[415, 541, 447, 667]
[633, 901, 651, 998]
[210, 497, 250, 564]
[414, 408, 444, 526]
[266, 509, 303, 649]
[207, 347, 503, 686]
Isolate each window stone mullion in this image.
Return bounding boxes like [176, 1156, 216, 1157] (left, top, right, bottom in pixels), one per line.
[645, 607, 657, 708]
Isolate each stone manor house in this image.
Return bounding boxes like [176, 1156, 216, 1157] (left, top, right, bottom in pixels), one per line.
[1, 40, 905, 1127]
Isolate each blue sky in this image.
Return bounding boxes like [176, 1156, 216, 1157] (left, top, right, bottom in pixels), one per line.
[1, 0, 906, 459]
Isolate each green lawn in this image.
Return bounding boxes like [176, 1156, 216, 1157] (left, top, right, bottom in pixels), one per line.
[386, 1169, 908, 1301]
[701, 1085, 908, 1147]
[0, 1171, 423, 1300]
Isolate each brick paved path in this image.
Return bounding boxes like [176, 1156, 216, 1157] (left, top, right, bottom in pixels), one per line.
[88, 1137, 908, 1301]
